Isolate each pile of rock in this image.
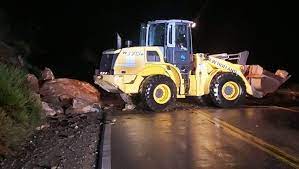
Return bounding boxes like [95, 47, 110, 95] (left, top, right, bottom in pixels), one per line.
[26, 68, 101, 117]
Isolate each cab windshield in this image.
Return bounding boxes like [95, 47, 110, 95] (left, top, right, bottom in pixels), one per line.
[148, 23, 165, 46]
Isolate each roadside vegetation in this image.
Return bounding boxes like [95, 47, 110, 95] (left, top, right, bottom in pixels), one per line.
[0, 64, 41, 156]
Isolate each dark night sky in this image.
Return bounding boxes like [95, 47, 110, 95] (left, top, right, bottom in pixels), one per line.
[0, 0, 298, 82]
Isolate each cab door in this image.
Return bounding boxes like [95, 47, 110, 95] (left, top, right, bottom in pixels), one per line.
[165, 22, 193, 92]
[174, 23, 192, 74]
[165, 23, 192, 73]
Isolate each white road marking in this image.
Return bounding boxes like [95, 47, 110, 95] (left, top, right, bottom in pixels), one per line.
[244, 105, 299, 112]
[273, 106, 299, 113]
[101, 124, 111, 169]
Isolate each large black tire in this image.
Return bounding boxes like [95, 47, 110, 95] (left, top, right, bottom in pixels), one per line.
[140, 75, 176, 111]
[209, 72, 246, 108]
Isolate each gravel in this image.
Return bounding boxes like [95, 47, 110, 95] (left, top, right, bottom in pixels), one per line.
[0, 112, 102, 169]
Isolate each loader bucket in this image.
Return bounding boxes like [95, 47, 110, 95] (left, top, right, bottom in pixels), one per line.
[243, 65, 291, 98]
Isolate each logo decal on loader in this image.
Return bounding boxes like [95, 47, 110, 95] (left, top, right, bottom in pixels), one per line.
[118, 50, 145, 67]
[180, 54, 186, 61]
[122, 51, 144, 56]
[125, 54, 136, 67]
[209, 58, 238, 74]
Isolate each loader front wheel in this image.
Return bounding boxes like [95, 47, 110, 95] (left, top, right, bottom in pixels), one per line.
[209, 73, 246, 108]
[141, 75, 176, 111]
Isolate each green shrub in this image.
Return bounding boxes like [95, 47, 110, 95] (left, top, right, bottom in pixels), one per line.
[0, 64, 41, 154]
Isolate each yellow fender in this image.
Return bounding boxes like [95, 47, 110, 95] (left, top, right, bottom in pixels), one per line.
[204, 69, 220, 94]
[138, 63, 185, 96]
[203, 59, 253, 96]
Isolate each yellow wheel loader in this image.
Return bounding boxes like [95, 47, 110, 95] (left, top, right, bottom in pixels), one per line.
[94, 19, 290, 111]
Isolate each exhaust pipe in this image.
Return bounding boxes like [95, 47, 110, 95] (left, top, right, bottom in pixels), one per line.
[125, 40, 132, 47]
[116, 33, 122, 49]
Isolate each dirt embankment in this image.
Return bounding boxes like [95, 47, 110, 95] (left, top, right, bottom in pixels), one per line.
[0, 112, 102, 169]
[1, 67, 104, 169]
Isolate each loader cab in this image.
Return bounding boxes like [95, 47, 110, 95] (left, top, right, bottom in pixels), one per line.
[140, 20, 194, 73]
[140, 20, 194, 91]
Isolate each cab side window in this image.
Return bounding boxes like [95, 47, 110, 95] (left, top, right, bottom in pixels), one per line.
[176, 24, 188, 50]
[146, 51, 160, 62]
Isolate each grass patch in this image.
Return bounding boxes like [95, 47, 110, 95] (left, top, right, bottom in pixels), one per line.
[0, 64, 41, 156]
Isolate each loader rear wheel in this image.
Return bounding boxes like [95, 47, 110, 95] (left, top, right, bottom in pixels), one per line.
[141, 75, 176, 111]
[209, 73, 246, 108]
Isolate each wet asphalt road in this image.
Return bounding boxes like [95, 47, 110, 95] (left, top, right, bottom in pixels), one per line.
[106, 106, 299, 169]
[204, 106, 299, 158]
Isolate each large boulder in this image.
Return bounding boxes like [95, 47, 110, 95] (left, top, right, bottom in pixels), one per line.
[40, 78, 101, 111]
[26, 74, 39, 93]
[243, 65, 290, 98]
[65, 103, 101, 114]
[41, 101, 64, 117]
[41, 67, 55, 81]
